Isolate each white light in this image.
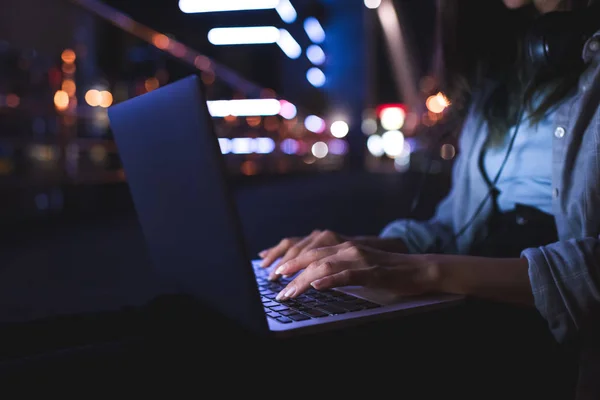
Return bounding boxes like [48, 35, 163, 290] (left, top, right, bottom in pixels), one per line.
[312, 141, 329, 158]
[382, 130, 405, 158]
[281, 138, 299, 154]
[304, 17, 326, 43]
[330, 121, 349, 138]
[179, 0, 279, 13]
[306, 45, 326, 65]
[276, 29, 302, 59]
[207, 99, 281, 117]
[208, 26, 280, 45]
[304, 115, 326, 133]
[279, 100, 297, 119]
[231, 138, 254, 154]
[255, 137, 276, 154]
[218, 138, 232, 154]
[276, 0, 297, 23]
[367, 135, 384, 157]
[307, 67, 326, 88]
[362, 118, 378, 135]
[364, 0, 382, 9]
[380, 107, 405, 130]
[394, 142, 411, 172]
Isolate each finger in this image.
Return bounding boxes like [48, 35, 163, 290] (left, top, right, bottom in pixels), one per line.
[258, 247, 273, 259]
[311, 266, 381, 290]
[267, 231, 322, 280]
[276, 258, 353, 301]
[275, 245, 342, 277]
[261, 238, 298, 268]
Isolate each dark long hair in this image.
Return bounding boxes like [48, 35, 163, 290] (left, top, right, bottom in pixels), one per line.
[435, 0, 596, 141]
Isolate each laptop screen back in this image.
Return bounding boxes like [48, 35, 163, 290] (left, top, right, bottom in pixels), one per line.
[108, 75, 268, 335]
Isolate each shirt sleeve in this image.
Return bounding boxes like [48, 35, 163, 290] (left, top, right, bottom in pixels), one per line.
[379, 133, 466, 254]
[522, 238, 600, 343]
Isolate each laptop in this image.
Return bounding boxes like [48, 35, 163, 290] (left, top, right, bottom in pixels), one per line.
[107, 74, 464, 337]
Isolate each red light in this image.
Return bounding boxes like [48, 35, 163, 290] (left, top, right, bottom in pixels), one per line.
[376, 103, 407, 118]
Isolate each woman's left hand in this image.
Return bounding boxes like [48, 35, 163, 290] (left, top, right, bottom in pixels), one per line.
[274, 242, 440, 301]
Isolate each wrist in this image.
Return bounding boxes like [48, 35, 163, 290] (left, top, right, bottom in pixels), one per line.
[418, 254, 445, 293]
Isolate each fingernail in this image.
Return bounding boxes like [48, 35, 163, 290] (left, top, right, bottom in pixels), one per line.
[275, 265, 286, 275]
[311, 279, 323, 290]
[284, 286, 296, 298]
[259, 251, 267, 258]
[275, 289, 285, 301]
[276, 286, 295, 301]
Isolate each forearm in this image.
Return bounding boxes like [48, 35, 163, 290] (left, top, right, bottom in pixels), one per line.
[352, 236, 409, 253]
[430, 254, 534, 306]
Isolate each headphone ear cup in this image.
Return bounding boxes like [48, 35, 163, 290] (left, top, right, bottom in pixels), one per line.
[524, 11, 590, 72]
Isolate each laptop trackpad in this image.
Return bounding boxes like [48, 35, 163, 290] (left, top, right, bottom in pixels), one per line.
[335, 286, 404, 306]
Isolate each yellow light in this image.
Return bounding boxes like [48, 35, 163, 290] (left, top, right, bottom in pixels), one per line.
[144, 77, 160, 92]
[62, 79, 76, 97]
[99, 91, 113, 108]
[85, 89, 101, 107]
[426, 92, 450, 114]
[152, 34, 170, 50]
[61, 49, 76, 64]
[54, 90, 69, 111]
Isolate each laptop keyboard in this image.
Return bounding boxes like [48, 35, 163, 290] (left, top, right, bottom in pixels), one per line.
[255, 272, 381, 324]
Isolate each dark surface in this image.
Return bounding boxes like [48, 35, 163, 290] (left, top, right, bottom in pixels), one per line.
[0, 171, 577, 398]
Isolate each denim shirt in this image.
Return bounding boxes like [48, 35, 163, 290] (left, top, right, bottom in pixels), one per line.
[381, 32, 600, 353]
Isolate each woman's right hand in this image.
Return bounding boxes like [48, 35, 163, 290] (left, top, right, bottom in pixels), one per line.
[259, 230, 346, 281]
[259, 230, 409, 281]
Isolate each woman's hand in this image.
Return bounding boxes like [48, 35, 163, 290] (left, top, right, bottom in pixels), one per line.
[272, 242, 440, 301]
[259, 231, 409, 281]
[259, 230, 346, 280]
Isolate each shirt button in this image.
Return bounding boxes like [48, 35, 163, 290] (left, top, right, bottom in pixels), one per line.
[553, 188, 560, 198]
[554, 126, 566, 138]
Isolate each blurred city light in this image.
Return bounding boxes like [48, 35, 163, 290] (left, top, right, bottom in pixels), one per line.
[364, 0, 382, 9]
[304, 115, 326, 133]
[278, 100, 298, 119]
[276, 29, 302, 59]
[330, 120, 349, 138]
[361, 118, 378, 135]
[54, 90, 69, 111]
[275, 0, 297, 23]
[312, 142, 329, 158]
[61, 49, 76, 64]
[304, 17, 326, 43]
[218, 138, 232, 154]
[208, 26, 281, 45]
[85, 89, 102, 107]
[99, 91, 113, 108]
[179, 0, 280, 13]
[426, 92, 450, 113]
[307, 67, 326, 87]
[207, 99, 281, 117]
[379, 106, 405, 130]
[382, 130, 404, 158]
[306, 45, 326, 65]
[367, 135, 385, 157]
[281, 138, 299, 154]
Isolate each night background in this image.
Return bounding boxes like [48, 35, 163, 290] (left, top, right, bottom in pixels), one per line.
[0, 0, 463, 374]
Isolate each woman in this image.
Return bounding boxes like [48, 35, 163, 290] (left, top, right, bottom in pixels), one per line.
[260, 0, 600, 397]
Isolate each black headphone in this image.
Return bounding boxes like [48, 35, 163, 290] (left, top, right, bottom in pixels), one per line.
[525, 2, 600, 72]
